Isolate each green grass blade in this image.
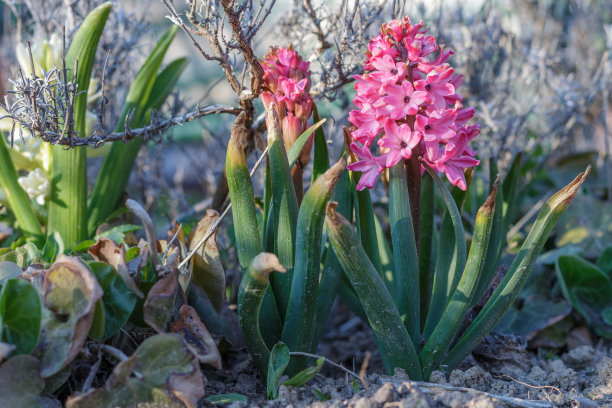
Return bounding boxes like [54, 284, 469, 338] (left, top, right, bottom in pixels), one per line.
[350, 170, 383, 276]
[419, 172, 434, 331]
[420, 180, 497, 379]
[48, 2, 112, 247]
[423, 165, 467, 339]
[442, 168, 590, 372]
[238, 253, 285, 378]
[310, 104, 330, 183]
[286, 119, 326, 169]
[389, 161, 420, 349]
[0, 135, 43, 242]
[266, 106, 299, 318]
[473, 160, 505, 302]
[87, 26, 179, 235]
[282, 159, 345, 373]
[326, 203, 422, 379]
[145, 57, 188, 111]
[502, 153, 522, 233]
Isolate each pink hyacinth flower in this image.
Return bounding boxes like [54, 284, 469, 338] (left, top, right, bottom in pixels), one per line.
[378, 120, 422, 167]
[348, 108, 382, 145]
[414, 68, 455, 109]
[370, 54, 406, 83]
[381, 81, 427, 119]
[346, 142, 387, 191]
[436, 155, 480, 190]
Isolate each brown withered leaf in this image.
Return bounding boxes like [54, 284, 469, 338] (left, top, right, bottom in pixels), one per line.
[144, 269, 182, 333]
[89, 238, 143, 298]
[171, 305, 222, 369]
[188, 209, 226, 312]
[37, 256, 103, 377]
[66, 334, 204, 408]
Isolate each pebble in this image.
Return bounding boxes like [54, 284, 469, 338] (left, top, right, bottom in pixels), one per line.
[353, 396, 376, 408]
[372, 382, 398, 403]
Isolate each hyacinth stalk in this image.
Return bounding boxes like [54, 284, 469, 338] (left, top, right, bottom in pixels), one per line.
[47, 2, 111, 247]
[323, 17, 591, 380]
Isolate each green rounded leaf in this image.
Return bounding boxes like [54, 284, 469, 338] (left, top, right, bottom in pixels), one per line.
[88, 262, 137, 339]
[0, 279, 41, 354]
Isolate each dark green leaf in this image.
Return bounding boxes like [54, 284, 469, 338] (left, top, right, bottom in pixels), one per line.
[597, 246, 612, 278]
[556, 255, 612, 337]
[88, 262, 137, 339]
[0, 279, 41, 354]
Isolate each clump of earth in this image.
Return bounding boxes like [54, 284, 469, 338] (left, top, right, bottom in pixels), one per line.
[202, 307, 610, 408]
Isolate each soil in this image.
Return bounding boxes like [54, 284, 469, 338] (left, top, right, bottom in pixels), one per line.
[200, 303, 611, 408]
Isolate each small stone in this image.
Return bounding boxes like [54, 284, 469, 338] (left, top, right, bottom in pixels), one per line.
[526, 365, 547, 384]
[465, 395, 496, 408]
[428, 370, 447, 384]
[353, 396, 376, 408]
[573, 396, 598, 408]
[595, 356, 612, 387]
[435, 390, 472, 407]
[449, 366, 491, 391]
[546, 359, 577, 391]
[396, 395, 431, 408]
[373, 382, 398, 404]
[562, 345, 595, 369]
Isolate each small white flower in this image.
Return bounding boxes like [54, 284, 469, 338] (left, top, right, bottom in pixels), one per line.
[18, 168, 50, 206]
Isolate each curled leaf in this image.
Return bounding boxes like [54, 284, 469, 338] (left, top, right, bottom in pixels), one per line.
[65, 334, 204, 408]
[143, 270, 181, 333]
[188, 210, 226, 313]
[170, 305, 222, 369]
[37, 256, 103, 377]
[89, 238, 143, 297]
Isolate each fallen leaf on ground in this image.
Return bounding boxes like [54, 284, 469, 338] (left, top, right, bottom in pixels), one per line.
[171, 305, 222, 369]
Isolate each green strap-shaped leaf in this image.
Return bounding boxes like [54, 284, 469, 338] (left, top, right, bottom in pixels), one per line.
[473, 159, 505, 302]
[326, 203, 422, 379]
[266, 106, 299, 318]
[351, 171, 383, 276]
[48, 2, 112, 247]
[313, 161, 353, 347]
[419, 172, 434, 331]
[442, 167, 590, 372]
[238, 253, 285, 378]
[0, 135, 43, 243]
[286, 119, 326, 169]
[420, 180, 497, 379]
[310, 104, 330, 183]
[389, 161, 420, 348]
[423, 165, 467, 339]
[87, 26, 179, 236]
[282, 159, 345, 373]
[502, 153, 522, 233]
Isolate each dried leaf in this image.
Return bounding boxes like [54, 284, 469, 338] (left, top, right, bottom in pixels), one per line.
[171, 305, 222, 369]
[37, 256, 103, 377]
[188, 210, 226, 313]
[65, 334, 204, 408]
[89, 238, 143, 297]
[144, 270, 181, 333]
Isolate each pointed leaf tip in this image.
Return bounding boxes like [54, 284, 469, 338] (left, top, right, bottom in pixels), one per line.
[482, 175, 501, 213]
[251, 253, 286, 276]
